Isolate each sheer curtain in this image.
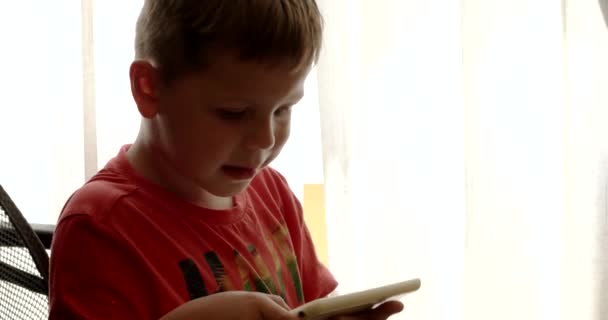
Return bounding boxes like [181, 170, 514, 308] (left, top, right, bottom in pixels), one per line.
[0, 1, 84, 224]
[316, 0, 608, 319]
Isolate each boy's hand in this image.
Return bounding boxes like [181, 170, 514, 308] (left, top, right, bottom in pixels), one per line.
[330, 301, 404, 320]
[160, 291, 298, 320]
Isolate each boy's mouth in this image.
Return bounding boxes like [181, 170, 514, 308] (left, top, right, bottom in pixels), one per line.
[221, 165, 257, 180]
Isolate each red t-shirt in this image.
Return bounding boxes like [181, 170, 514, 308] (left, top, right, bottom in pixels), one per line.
[49, 145, 337, 319]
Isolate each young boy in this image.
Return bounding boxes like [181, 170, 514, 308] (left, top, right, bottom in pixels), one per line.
[49, 1, 403, 319]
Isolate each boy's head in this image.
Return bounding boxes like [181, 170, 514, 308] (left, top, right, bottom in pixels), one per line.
[129, 0, 323, 203]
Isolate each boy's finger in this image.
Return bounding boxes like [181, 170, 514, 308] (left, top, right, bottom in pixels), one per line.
[330, 300, 404, 320]
[257, 294, 298, 320]
[366, 301, 404, 319]
[266, 294, 290, 310]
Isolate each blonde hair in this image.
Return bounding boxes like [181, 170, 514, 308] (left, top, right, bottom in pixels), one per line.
[135, 0, 323, 82]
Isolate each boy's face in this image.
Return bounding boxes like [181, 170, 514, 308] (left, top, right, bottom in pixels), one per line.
[144, 54, 310, 197]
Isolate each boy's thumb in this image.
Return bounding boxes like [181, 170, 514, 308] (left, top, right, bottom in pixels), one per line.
[258, 294, 297, 320]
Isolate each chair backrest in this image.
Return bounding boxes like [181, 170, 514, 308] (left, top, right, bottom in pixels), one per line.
[0, 185, 49, 320]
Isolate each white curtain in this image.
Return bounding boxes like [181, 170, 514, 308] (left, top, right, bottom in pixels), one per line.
[0, 1, 84, 224]
[317, 0, 608, 319]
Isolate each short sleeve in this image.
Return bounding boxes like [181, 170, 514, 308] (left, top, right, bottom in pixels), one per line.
[49, 214, 161, 319]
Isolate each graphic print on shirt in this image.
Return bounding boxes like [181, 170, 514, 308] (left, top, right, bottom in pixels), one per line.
[177, 258, 208, 300]
[246, 243, 277, 294]
[262, 227, 288, 300]
[270, 225, 304, 303]
[234, 249, 254, 291]
[177, 223, 304, 305]
[204, 251, 235, 291]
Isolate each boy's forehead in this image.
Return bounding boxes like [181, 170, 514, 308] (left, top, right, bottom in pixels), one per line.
[205, 51, 311, 81]
[191, 53, 310, 100]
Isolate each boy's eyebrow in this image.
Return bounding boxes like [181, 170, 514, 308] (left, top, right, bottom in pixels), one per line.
[220, 90, 305, 107]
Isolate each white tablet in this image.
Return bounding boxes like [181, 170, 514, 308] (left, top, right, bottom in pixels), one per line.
[290, 278, 421, 320]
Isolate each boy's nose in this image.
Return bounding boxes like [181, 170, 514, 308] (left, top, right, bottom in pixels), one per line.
[246, 119, 276, 150]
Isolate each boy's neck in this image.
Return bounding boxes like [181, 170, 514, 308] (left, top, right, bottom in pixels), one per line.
[126, 136, 233, 210]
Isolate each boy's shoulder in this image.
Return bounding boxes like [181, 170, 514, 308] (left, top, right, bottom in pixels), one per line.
[58, 168, 139, 223]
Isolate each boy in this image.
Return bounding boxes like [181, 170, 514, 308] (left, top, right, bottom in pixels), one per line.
[49, 0, 403, 319]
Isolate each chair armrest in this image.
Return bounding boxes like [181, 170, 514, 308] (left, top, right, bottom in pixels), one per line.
[30, 224, 55, 249]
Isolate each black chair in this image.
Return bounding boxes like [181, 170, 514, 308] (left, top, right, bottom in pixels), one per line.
[0, 184, 54, 319]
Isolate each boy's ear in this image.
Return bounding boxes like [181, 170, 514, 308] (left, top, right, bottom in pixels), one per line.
[130, 60, 161, 118]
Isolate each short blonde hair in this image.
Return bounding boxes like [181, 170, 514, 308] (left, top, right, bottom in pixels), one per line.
[135, 0, 323, 82]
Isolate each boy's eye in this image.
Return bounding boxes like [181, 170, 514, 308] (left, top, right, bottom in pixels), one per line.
[216, 108, 247, 120]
